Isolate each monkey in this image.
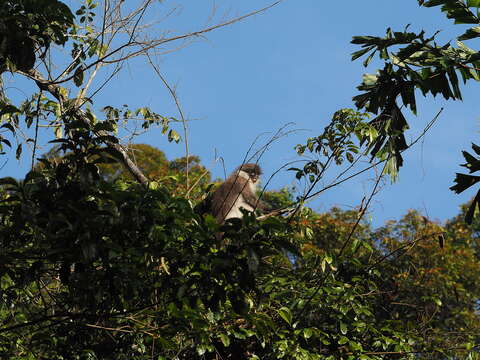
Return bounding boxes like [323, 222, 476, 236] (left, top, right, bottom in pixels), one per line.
[210, 163, 268, 224]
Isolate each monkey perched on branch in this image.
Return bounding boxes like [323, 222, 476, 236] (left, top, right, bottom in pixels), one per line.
[210, 163, 268, 224]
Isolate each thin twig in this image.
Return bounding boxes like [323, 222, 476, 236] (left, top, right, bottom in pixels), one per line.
[301, 107, 444, 204]
[338, 159, 388, 256]
[146, 53, 190, 192]
[46, 1, 284, 85]
[296, 156, 390, 321]
[31, 91, 43, 170]
[186, 169, 210, 197]
[365, 231, 445, 273]
[216, 124, 298, 221]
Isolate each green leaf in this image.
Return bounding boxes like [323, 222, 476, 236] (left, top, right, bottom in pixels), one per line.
[0, 123, 15, 133]
[351, 238, 360, 253]
[346, 152, 354, 163]
[15, 143, 22, 160]
[0, 177, 18, 186]
[219, 333, 230, 347]
[54, 126, 62, 138]
[303, 328, 313, 339]
[467, 0, 480, 8]
[458, 26, 480, 40]
[94, 122, 115, 132]
[438, 234, 445, 248]
[465, 190, 480, 224]
[1, 138, 11, 147]
[0, 104, 20, 116]
[472, 142, 480, 156]
[450, 173, 480, 194]
[321, 258, 326, 272]
[362, 73, 378, 86]
[278, 307, 292, 326]
[363, 52, 375, 67]
[73, 66, 84, 87]
[325, 254, 333, 264]
[95, 135, 119, 144]
[168, 129, 181, 143]
[197, 345, 207, 356]
[351, 47, 373, 61]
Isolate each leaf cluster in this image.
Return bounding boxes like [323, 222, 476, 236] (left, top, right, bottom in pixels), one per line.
[293, 109, 376, 183]
[351, 0, 480, 219]
[0, 0, 73, 72]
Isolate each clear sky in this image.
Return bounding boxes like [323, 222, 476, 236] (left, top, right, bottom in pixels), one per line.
[2, 0, 480, 226]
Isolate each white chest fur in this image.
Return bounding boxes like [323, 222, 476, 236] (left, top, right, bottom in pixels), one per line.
[225, 170, 257, 220]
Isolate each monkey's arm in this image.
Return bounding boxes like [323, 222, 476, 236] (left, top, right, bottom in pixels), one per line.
[241, 185, 269, 213]
[255, 198, 269, 212]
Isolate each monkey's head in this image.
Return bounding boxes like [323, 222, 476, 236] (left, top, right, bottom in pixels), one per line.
[236, 163, 262, 184]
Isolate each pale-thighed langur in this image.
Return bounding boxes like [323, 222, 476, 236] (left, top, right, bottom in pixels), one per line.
[210, 163, 267, 224]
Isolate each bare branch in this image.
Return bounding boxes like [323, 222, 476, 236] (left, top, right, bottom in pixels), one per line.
[20, 68, 149, 184]
[145, 53, 190, 192]
[46, 1, 284, 85]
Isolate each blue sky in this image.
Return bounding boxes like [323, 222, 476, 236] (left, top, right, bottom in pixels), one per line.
[2, 0, 480, 226]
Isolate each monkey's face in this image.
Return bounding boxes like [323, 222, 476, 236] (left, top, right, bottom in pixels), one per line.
[246, 170, 260, 183]
[237, 163, 262, 184]
[237, 170, 258, 183]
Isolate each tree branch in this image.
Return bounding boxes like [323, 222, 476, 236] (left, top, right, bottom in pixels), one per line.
[21, 68, 149, 184]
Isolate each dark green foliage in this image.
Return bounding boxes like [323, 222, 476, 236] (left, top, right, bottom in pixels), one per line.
[419, 0, 480, 24]
[0, 0, 73, 72]
[450, 143, 480, 223]
[0, 119, 294, 359]
[293, 109, 372, 184]
[350, 0, 480, 222]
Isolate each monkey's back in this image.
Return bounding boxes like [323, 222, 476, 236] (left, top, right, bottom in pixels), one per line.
[210, 177, 249, 223]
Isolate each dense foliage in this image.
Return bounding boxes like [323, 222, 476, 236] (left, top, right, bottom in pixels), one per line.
[4, 147, 480, 358]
